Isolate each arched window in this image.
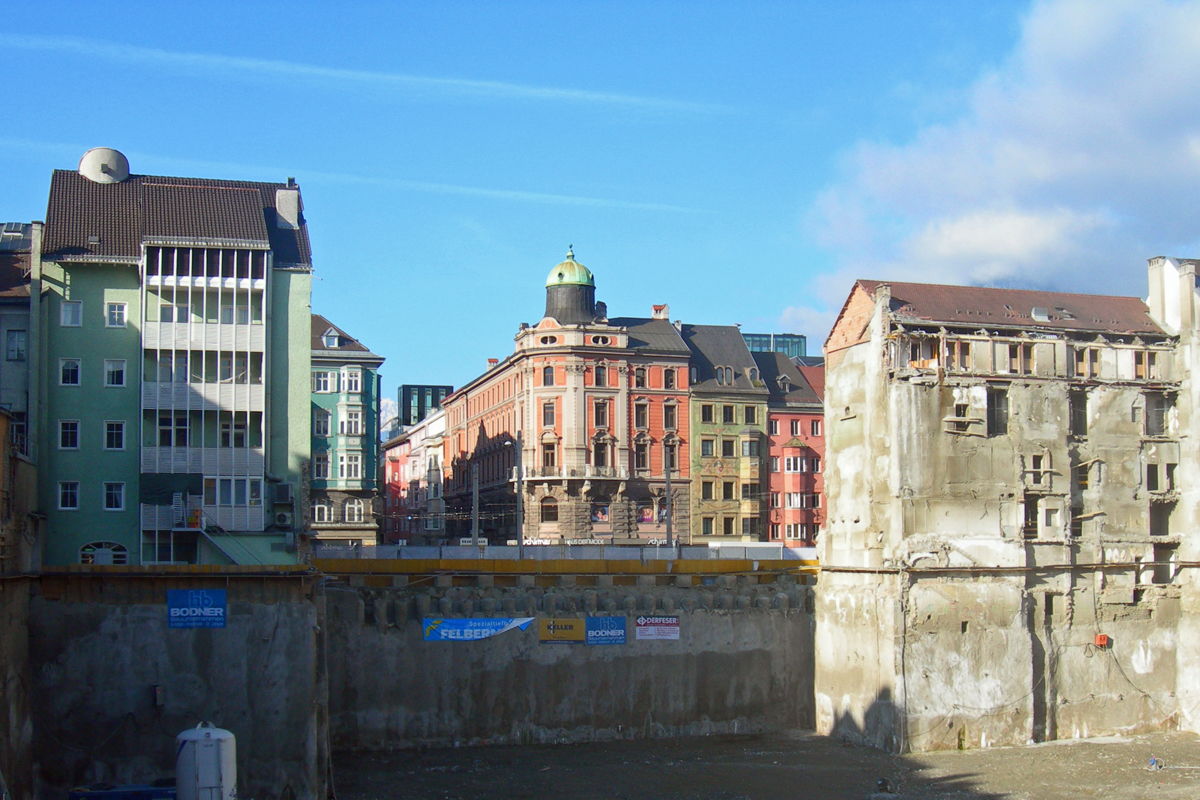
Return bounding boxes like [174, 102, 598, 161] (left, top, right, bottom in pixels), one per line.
[540, 335, 557, 345]
[595, 365, 607, 387]
[724, 367, 734, 384]
[344, 499, 364, 523]
[80, 541, 128, 565]
[749, 368, 758, 382]
[715, 367, 726, 386]
[313, 500, 331, 523]
[543, 366, 555, 386]
[541, 497, 559, 523]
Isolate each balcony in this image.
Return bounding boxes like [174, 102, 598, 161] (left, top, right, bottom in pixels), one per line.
[142, 382, 266, 412]
[521, 465, 630, 480]
[140, 503, 264, 533]
[141, 447, 265, 474]
[142, 320, 266, 352]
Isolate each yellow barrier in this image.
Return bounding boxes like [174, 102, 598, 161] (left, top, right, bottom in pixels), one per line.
[313, 558, 819, 576]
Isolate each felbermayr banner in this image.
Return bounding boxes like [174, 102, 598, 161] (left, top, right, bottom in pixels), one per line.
[167, 589, 227, 629]
[539, 618, 586, 643]
[585, 616, 627, 645]
[423, 617, 534, 641]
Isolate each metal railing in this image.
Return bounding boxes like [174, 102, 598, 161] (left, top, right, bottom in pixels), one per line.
[312, 542, 816, 561]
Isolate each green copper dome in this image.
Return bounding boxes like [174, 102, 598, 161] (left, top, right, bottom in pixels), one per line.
[545, 247, 595, 288]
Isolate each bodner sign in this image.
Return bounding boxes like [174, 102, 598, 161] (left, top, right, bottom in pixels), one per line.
[167, 590, 227, 629]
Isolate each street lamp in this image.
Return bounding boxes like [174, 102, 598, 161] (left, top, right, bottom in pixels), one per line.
[505, 434, 524, 559]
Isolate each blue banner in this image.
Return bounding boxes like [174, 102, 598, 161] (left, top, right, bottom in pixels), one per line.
[423, 617, 534, 641]
[167, 589, 227, 629]
[586, 616, 627, 645]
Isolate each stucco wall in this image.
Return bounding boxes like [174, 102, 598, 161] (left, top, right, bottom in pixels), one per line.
[324, 580, 816, 749]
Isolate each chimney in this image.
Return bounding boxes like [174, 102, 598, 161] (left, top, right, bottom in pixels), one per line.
[276, 187, 301, 230]
[487, 358, 499, 370]
[652, 304, 669, 320]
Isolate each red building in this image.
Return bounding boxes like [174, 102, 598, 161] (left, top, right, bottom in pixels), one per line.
[753, 353, 824, 546]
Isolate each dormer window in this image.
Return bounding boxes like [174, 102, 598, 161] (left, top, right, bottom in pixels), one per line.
[540, 335, 558, 345]
[322, 329, 340, 348]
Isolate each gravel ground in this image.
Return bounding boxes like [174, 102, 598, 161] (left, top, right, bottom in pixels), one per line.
[333, 730, 1200, 800]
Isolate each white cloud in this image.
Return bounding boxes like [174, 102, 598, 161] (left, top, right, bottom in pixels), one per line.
[808, 0, 1200, 297]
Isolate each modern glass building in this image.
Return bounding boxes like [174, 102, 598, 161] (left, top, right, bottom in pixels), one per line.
[741, 332, 807, 360]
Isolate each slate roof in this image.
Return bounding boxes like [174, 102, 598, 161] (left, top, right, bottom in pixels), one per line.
[680, 324, 769, 395]
[855, 279, 1164, 335]
[43, 170, 311, 265]
[607, 317, 690, 353]
[752, 351, 821, 408]
[312, 314, 381, 360]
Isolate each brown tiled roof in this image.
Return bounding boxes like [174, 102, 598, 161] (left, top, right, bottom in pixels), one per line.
[0, 254, 30, 299]
[43, 170, 311, 265]
[856, 279, 1164, 335]
[752, 351, 821, 408]
[797, 364, 824, 401]
[312, 313, 377, 355]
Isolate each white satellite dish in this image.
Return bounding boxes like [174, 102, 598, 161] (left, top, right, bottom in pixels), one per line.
[78, 147, 130, 184]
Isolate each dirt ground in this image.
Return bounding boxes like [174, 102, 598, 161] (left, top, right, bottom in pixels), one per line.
[333, 730, 1200, 799]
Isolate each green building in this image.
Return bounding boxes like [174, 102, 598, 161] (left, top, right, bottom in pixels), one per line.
[309, 315, 384, 546]
[681, 324, 769, 542]
[35, 147, 312, 565]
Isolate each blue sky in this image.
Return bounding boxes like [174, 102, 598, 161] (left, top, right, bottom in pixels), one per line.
[5, 1, 1199, 404]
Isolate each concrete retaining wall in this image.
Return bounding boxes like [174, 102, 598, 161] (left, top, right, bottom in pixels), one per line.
[325, 577, 816, 749]
[27, 571, 327, 800]
[0, 577, 33, 800]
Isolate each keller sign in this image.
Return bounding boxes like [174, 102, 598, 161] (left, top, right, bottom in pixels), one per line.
[167, 589, 227, 629]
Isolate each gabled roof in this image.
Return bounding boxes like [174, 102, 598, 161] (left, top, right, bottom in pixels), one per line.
[607, 317, 690, 353]
[797, 364, 824, 401]
[855, 279, 1164, 335]
[43, 170, 311, 265]
[680, 324, 768, 395]
[311, 314, 380, 356]
[752, 351, 821, 408]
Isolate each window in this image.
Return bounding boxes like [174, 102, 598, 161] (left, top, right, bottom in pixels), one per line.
[811, 492, 820, 508]
[811, 456, 821, 473]
[542, 443, 557, 468]
[634, 442, 648, 470]
[741, 439, 759, 458]
[630, 402, 648, 429]
[722, 406, 735, 424]
[344, 370, 362, 393]
[987, 387, 1009, 436]
[1009, 343, 1033, 375]
[594, 401, 609, 428]
[701, 405, 714, 424]
[60, 358, 80, 385]
[595, 366, 607, 387]
[664, 368, 676, 389]
[219, 304, 249, 324]
[220, 417, 247, 448]
[314, 453, 329, 479]
[702, 517, 713, 536]
[344, 499, 364, 523]
[952, 403, 970, 433]
[159, 414, 188, 447]
[5, 330, 25, 361]
[786, 492, 802, 509]
[80, 541, 128, 565]
[811, 420, 822, 436]
[1146, 393, 1171, 436]
[60, 300, 82, 327]
[594, 442, 608, 468]
[721, 439, 735, 458]
[1069, 390, 1088, 436]
[744, 406, 757, 425]
[323, 331, 340, 348]
[159, 303, 188, 323]
[543, 402, 556, 427]
[664, 443, 677, 471]
[103, 482, 125, 511]
[59, 420, 79, 449]
[946, 340, 972, 371]
[723, 481, 736, 501]
[702, 481, 714, 500]
[701, 440, 714, 457]
[769, 420, 779, 435]
[1074, 463, 1090, 490]
[314, 410, 331, 437]
[106, 303, 127, 327]
[1166, 463, 1177, 491]
[58, 481, 79, 510]
[543, 366, 555, 386]
[770, 456, 779, 472]
[105, 421, 125, 450]
[1074, 346, 1101, 378]
[1147, 351, 1160, 379]
[663, 404, 677, 430]
[104, 359, 126, 387]
[541, 498, 559, 523]
[741, 518, 759, 536]
[771, 492, 780, 508]
[313, 501, 331, 523]
[723, 517, 735, 536]
[341, 408, 363, 435]
[340, 453, 362, 479]
[1030, 454, 1045, 486]
[635, 368, 647, 388]
[312, 372, 332, 393]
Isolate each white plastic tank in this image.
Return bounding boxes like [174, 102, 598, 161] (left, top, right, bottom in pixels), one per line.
[176, 722, 236, 800]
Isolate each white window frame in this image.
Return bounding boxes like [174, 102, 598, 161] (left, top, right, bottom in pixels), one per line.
[104, 359, 126, 387]
[314, 410, 331, 437]
[312, 371, 331, 393]
[341, 407, 363, 436]
[59, 420, 79, 450]
[105, 302, 127, 328]
[313, 453, 329, 479]
[103, 482, 125, 511]
[60, 358, 81, 386]
[811, 420, 822, 436]
[343, 370, 362, 393]
[58, 481, 80, 510]
[313, 501, 332, 523]
[344, 498, 364, 523]
[340, 453, 362, 479]
[60, 300, 82, 327]
[785, 492, 802, 509]
[104, 420, 125, 451]
[5, 329, 26, 361]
